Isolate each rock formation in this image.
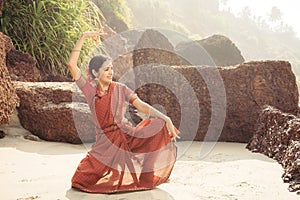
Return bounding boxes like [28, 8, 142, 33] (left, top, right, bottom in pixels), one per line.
[0, 32, 19, 125]
[247, 106, 300, 193]
[14, 82, 95, 144]
[133, 29, 185, 67]
[176, 34, 245, 66]
[282, 141, 300, 193]
[133, 61, 298, 142]
[6, 49, 40, 82]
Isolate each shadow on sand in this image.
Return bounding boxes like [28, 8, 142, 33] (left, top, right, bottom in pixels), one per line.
[65, 187, 174, 200]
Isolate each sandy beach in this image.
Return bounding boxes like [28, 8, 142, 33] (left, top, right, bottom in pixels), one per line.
[0, 115, 299, 200]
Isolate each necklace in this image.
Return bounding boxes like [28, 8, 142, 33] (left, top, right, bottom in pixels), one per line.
[97, 82, 109, 96]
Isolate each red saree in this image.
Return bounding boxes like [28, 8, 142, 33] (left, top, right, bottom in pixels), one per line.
[71, 75, 177, 193]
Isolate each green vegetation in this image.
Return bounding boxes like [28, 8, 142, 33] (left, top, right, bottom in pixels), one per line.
[126, 0, 190, 36]
[93, 0, 132, 28]
[1, 0, 103, 76]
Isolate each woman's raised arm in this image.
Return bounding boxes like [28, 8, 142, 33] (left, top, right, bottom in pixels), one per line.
[67, 31, 103, 80]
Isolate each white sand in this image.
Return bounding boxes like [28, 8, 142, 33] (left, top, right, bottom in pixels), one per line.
[0, 114, 299, 200]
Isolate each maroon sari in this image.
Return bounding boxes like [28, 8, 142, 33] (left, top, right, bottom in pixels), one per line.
[71, 74, 177, 193]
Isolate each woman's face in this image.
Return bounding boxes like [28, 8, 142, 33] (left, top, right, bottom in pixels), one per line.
[97, 60, 114, 84]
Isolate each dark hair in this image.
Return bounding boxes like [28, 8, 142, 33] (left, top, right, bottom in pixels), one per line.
[88, 55, 110, 79]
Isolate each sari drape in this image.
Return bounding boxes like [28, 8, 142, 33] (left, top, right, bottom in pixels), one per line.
[71, 75, 177, 193]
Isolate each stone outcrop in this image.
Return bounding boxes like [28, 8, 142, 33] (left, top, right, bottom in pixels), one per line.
[102, 32, 128, 60]
[176, 34, 244, 66]
[5, 48, 70, 82]
[246, 106, 299, 161]
[247, 106, 300, 193]
[112, 52, 133, 82]
[0, 32, 19, 125]
[14, 82, 95, 144]
[133, 60, 298, 142]
[105, 30, 245, 86]
[282, 141, 300, 193]
[6, 49, 40, 82]
[133, 29, 185, 67]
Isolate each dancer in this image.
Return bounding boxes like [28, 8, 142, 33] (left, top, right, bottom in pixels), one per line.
[68, 31, 179, 193]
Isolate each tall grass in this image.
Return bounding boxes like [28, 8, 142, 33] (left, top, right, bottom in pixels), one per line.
[1, 0, 104, 76]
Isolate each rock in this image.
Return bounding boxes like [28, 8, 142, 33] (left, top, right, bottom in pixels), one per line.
[102, 33, 128, 59]
[246, 106, 299, 161]
[112, 52, 134, 82]
[0, 130, 5, 138]
[247, 106, 300, 193]
[282, 141, 300, 192]
[0, 32, 19, 125]
[14, 81, 95, 144]
[120, 29, 144, 48]
[176, 34, 244, 66]
[133, 29, 185, 67]
[24, 133, 42, 142]
[134, 60, 298, 142]
[40, 72, 73, 82]
[6, 48, 71, 82]
[6, 49, 41, 82]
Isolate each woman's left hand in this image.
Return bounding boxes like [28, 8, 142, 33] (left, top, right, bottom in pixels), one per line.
[81, 30, 107, 45]
[165, 117, 180, 142]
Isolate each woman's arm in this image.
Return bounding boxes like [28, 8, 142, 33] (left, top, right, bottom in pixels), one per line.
[132, 97, 180, 141]
[67, 31, 103, 80]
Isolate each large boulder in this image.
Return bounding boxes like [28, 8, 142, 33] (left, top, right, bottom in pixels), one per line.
[6, 49, 40, 82]
[0, 32, 19, 125]
[14, 82, 95, 144]
[112, 52, 133, 82]
[133, 29, 185, 67]
[247, 106, 300, 193]
[6, 47, 71, 82]
[176, 34, 245, 66]
[134, 60, 298, 142]
[102, 32, 128, 60]
[246, 106, 300, 162]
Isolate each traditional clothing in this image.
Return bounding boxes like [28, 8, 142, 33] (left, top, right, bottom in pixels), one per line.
[71, 74, 177, 193]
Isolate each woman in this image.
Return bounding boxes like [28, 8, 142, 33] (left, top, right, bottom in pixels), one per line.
[68, 31, 180, 193]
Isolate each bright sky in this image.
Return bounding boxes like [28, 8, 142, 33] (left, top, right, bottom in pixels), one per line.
[221, 0, 300, 37]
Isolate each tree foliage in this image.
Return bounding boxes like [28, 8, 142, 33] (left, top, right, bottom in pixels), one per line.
[93, 0, 131, 27]
[1, 0, 103, 76]
[126, 0, 190, 35]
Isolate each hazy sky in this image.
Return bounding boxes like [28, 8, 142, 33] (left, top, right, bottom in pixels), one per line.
[221, 0, 300, 37]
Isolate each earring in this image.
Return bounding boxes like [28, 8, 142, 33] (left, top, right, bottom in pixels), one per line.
[92, 69, 98, 78]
